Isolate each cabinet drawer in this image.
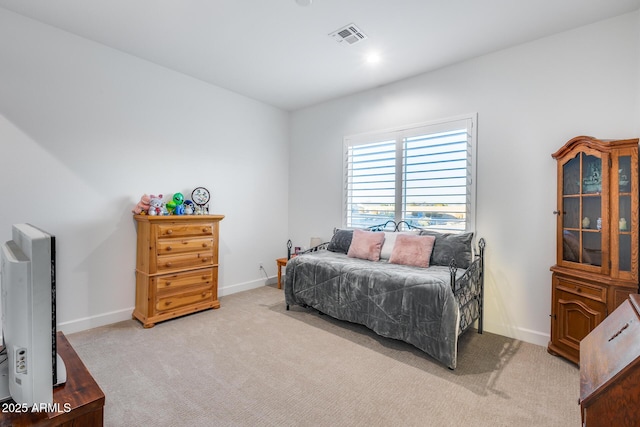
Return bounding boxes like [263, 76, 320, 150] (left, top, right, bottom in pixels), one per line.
[156, 251, 213, 272]
[156, 223, 213, 239]
[556, 279, 606, 303]
[156, 237, 214, 256]
[156, 288, 213, 313]
[155, 270, 213, 294]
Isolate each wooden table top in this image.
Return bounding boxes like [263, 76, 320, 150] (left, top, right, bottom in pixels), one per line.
[0, 332, 105, 427]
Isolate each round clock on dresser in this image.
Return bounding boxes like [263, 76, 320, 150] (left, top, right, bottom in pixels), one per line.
[191, 186, 210, 213]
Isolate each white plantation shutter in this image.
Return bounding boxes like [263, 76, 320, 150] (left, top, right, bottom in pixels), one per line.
[344, 115, 476, 232]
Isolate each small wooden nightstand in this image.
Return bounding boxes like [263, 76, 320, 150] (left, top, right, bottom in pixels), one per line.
[276, 257, 288, 289]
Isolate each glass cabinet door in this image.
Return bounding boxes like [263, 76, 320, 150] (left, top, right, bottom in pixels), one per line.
[611, 151, 638, 280]
[617, 155, 632, 272]
[561, 152, 603, 267]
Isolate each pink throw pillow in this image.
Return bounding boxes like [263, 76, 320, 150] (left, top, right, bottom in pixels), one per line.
[347, 229, 385, 261]
[388, 234, 436, 268]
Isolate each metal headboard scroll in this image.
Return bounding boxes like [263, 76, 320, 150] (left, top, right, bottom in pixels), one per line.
[367, 220, 424, 232]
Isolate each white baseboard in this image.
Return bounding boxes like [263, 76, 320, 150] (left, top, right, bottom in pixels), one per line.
[58, 276, 277, 334]
[58, 307, 134, 335]
[482, 320, 549, 347]
[218, 277, 272, 297]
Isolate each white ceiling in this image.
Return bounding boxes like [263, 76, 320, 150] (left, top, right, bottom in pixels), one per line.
[2, 0, 639, 111]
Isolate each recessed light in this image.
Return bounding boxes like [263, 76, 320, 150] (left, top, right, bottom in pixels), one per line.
[365, 52, 381, 65]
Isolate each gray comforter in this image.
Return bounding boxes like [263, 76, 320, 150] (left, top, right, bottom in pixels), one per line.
[284, 250, 464, 369]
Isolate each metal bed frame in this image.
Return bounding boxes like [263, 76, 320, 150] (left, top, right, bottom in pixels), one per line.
[290, 220, 486, 336]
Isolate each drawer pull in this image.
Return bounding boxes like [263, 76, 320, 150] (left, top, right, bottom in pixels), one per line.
[202, 227, 210, 233]
[576, 287, 582, 293]
[165, 262, 173, 268]
[202, 243, 208, 248]
[165, 281, 172, 286]
[608, 323, 629, 342]
[167, 229, 173, 235]
[202, 258, 209, 263]
[166, 246, 172, 251]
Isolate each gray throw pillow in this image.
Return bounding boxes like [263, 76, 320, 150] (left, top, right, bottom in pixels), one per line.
[419, 231, 474, 269]
[327, 229, 354, 254]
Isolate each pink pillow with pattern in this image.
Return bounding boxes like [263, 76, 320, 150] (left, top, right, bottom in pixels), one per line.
[347, 229, 385, 261]
[389, 234, 436, 268]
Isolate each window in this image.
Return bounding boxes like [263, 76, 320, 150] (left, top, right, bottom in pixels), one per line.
[343, 114, 477, 232]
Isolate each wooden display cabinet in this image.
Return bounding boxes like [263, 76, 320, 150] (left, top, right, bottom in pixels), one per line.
[549, 136, 639, 364]
[133, 214, 224, 328]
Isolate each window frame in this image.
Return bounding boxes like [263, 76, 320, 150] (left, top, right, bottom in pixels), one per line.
[342, 113, 478, 233]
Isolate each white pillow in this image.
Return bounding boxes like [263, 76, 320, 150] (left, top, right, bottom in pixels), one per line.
[380, 230, 420, 260]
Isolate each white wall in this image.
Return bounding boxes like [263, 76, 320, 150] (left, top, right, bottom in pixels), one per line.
[1, 7, 638, 346]
[0, 9, 290, 333]
[289, 12, 640, 346]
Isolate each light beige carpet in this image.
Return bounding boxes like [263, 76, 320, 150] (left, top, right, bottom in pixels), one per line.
[68, 285, 580, 426]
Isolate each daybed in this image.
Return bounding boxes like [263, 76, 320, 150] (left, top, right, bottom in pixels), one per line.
[284, 221, 485, 369]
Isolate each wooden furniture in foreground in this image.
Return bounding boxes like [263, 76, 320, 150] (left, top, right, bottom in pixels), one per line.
[0, 332, 105, 427]
[579, 293, 640, 426]
[133, 214, 224, 328]
[549, 136, 639, 364]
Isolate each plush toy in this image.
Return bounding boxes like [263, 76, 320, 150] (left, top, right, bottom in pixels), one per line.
[184, 200, 194, 215]
[148, 194, 164, 216]
[165, 200, 176, 215]
[132, 194, 151, 215]
[173, 193, 185, 215]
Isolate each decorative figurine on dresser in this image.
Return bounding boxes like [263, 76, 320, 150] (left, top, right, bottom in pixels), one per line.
[549, 135, 639, 364]
[133, 214, 224, 327]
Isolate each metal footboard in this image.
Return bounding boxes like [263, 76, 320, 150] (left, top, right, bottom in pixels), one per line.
[450, 238, 486, 335]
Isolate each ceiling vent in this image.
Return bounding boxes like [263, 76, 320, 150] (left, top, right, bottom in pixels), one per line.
[329, 23, 367, 45]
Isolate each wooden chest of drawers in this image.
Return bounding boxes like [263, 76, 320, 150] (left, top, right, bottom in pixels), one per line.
[133, 214, 224, 328]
